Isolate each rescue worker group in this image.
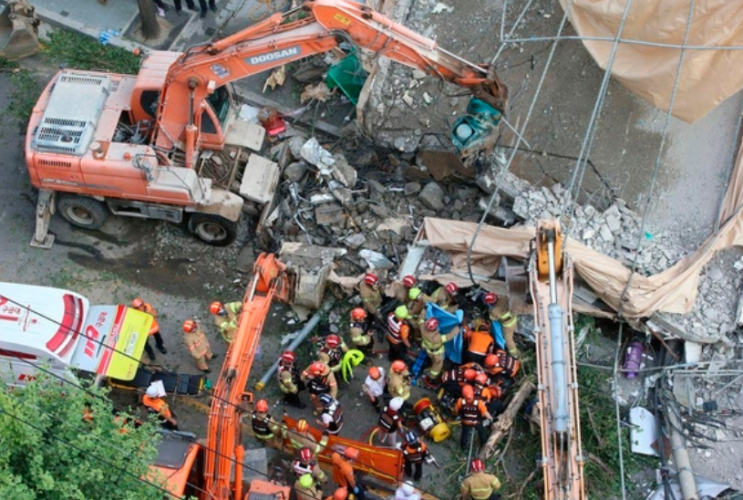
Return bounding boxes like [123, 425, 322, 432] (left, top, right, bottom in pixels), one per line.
[140, 271, 522, 500]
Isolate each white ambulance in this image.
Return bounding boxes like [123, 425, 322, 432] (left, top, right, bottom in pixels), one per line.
[0, 282, 151, 386]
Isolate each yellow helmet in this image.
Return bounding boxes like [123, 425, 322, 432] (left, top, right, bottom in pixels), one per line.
[408, 287, 422, 300]
[394, 305, 409, 320]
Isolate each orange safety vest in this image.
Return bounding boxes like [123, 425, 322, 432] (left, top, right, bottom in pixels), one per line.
[387, 314, 409, 344]
[459, 398, 484, 426]
[468, 331, 494, 356]
[139, 303, 160, 335]
[143, 395, 172, 419]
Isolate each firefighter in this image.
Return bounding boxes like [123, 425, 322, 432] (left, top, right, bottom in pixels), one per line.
[391, 274, 417, 303]
[441, 364, 481, 396]
[460, 458, 502, 500]
[395, 481, 422, 500]
[182, 319, 217, 373]
[454, 385, 493, 451]
[464, 326, 495, 366]
[142, 385, 178, 430]
[132, 298, 166, 361]
[294, 473, 323, 500]
[349, 308, 374, 354]
[421, 318, 460, 387]
[387, 305, 412, 361]
[293, 447, 328, 485]
[430, 282, 459, 312]
[277, 350, 307, 409]
[402, 430, 431, 482]
[320, 334, 348, 374]
[324, 487, 348, 500]
[483, 350, 521, 379]
[251, 399, 280, 447]
[474, 372, 505, 418]
[359, 273, 383, 318]
[316, 393, 344, 435]
[209, 300, 242, 344]
[301, 361, 338, 415]
[377, 397, 404, 446]
[484, 292, 519, 357]
[332, 447, 365, 500]
[406, 287, 429, 337]
[287, 418, 330, 456]
[362, 365, 385, 411]
[387, 360, 411, 405]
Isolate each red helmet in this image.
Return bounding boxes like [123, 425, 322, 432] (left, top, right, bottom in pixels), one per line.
[351, 308, 367, 321]
[402, 275, 416, 288]
[297, 419, 309, 433]
[299, 447, 313, 463]
[182, 320, 197, 333]
[391, 360, 407, 373]
[470, 458, 485, 473]
[325, 335, 341, 348]
[310, 362, 328, 377]
[280, 351, 296, 364]
[333, 488, 349, 500]
[368, 366, 382, 380]
[343, 447, 359, 460]
[364, 273, 379, 286]
[424, 318, 439, 331]
[462, 384, 475, 402]
[256, 399, 268, 413]
[131, 298, 144, 309]
[475, 373, 489, 386]
[484, 353, 498, 368]
[209, 301, 224, 315]
[464, 368, 477, 381]
[445, 282, 459, 294]
[483, 292, 498, 305]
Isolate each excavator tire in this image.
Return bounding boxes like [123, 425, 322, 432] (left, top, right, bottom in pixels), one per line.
[57, 195, 108, 230]
[188, 213, 237, 246]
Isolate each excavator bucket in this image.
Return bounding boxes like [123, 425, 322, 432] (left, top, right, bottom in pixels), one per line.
[0, 0, 41, 61]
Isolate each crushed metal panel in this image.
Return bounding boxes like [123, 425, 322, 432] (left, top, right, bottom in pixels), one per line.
[629, 407, 660, 457]
[239, 154, 279, 204]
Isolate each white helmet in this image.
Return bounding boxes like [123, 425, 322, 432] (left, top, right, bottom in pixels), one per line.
[389, 397, 404, 411]
[146, 385, 159, 398]
[402, 481, 415, 494]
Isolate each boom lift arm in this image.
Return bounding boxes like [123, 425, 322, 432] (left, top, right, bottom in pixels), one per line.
[529, 220, 586, 500]
[204, 253, 290, 500]
[153, 0, 507, 166]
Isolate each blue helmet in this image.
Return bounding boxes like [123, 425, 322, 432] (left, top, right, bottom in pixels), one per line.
[319, 393, 334, 407]
[405, 430, 418, 444]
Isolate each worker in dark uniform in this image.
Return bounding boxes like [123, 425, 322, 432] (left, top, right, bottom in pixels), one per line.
[319, 334, 348, 375]
[301, 361, 338, 415]
[377, 397, 404, 446]
[402, 430, 431, 482]
[454, 385, 493, 451]
[251, 399, 280, 448]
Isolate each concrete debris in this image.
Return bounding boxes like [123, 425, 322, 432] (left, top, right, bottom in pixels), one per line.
[300, 81, 331, 103]
[358, 249, 394, 269]
[300, 137, 335, 175]
[283, 161, 308, 182]
[418, 181, 445, 211]
[431, 2, 454, 13]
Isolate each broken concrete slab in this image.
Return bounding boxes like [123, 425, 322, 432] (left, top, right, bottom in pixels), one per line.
[315, 204, 345, 225]
[283, 161, 308, 182]
[416, 149, 474, 182]
[239, 155, 280, 204]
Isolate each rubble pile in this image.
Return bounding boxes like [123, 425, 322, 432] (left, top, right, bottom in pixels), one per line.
[264, 135, 483, 274]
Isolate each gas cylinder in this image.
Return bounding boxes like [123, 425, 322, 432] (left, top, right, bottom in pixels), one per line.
[622, 340, 644, 378]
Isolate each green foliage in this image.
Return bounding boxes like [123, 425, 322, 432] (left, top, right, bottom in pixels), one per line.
[43, 29, 140, 74]
[2, 67, 40, 124]
[0, 376, 163, 500]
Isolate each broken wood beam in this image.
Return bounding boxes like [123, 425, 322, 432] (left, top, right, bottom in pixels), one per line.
[478, 380, 536, 460]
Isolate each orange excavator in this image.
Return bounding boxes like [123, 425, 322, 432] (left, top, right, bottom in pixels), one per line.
[26, 0, 507, 249]
[149, 253, 292, 499]
[529, 220, 586, 500]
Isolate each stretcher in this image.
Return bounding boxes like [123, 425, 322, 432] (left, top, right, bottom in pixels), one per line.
[108, 365, 206, 396]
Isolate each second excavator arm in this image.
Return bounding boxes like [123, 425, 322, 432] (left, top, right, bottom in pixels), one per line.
[152, 0, 507, 164]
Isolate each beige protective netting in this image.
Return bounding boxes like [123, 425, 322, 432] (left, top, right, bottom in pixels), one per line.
[558, 0, 743, 123]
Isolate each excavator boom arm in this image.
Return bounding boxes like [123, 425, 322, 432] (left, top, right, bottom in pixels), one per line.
[152, 0, 506, 153]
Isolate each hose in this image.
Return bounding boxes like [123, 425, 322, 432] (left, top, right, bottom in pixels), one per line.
[341, 349, 365, 382]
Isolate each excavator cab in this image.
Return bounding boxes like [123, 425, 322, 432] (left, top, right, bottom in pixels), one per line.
[450, 97, 502, 156]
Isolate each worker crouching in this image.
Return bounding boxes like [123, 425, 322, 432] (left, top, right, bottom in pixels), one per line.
[484, 292, 519, 358]
[460, 458, 502, 500]
[320, 334, 348, 374]
[210, 300, 242, 344]
[316, 393, 344, 435]
[142, 385, 178, 430]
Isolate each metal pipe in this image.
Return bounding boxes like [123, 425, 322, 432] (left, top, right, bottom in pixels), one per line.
[546, 231, 558, 304]
[668, 406, 699, 500]
[255, 298, 336, 390]
[496, 34, 743, 51]
[549, 303, 568, 434]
